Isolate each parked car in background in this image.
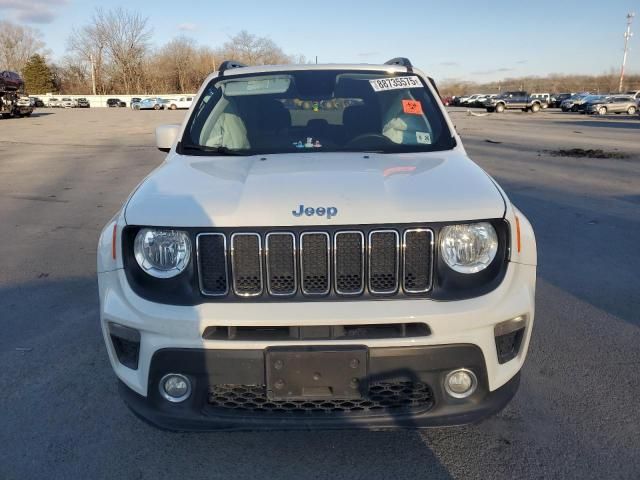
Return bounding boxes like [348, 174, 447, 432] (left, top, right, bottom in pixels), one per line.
[560, 93, 589, 112]
[61, 97, 77, 108]
[625, 90, 640, 101]
[16, 96, 35, 108]
[461, 94, 482, 106]
[107, 98, 126, 108]
[550, 93, 572, 108]
[476, 94, 497, 107]
[47, 97, 61, 108]
[166, 97, 194, 110]
[30, 97, 45, 107]
[485, 91, 544, 113]
[471, 94, 489, 107]
[130, 97, 142, 109]
[76, 98, 90, 108]
[586, 95, 638, 115]
[453, 95, 471, 106]
[134, 97, 168, 110]
[576, 95, 606, 114]
[441, 95, 453, 106]
[530, 93, 550, 108]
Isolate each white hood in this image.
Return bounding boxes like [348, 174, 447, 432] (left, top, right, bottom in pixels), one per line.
[124, 151, 505, 227]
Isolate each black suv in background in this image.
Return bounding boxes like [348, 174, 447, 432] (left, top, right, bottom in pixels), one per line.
[106, 98, 126, 107]
[76, 98, 90, 108]
[550, 93, 572, 108]
[485, 91, 544, 113]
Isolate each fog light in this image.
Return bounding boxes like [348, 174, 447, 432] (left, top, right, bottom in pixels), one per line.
[159, 374, 191, 403]
[444, 369, 477, 399]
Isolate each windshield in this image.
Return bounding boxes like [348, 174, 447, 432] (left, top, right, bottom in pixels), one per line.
[181, 69, 454, 155]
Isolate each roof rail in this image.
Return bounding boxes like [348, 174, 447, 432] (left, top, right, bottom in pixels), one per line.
[384, 57, 413, 71]
[218, 60, 247, 76]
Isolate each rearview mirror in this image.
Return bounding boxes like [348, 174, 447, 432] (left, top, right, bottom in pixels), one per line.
[155, 124, 181, 152]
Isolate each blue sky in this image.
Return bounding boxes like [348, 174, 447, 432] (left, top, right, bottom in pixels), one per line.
[1, 0, 638, 81]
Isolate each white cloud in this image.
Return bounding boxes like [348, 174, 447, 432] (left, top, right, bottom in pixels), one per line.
[0, 0, 69, 24]
[177, 22, 197, 32]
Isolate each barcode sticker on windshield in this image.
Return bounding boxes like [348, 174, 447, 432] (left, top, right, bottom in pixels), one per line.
[370, 76, 422, 92]
[416, 132, 432, 144]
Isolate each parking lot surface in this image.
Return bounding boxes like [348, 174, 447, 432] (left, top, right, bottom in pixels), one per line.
[1, 108, 639, 479]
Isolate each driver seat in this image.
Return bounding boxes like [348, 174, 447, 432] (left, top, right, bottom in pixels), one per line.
[342, 105, 381, 144]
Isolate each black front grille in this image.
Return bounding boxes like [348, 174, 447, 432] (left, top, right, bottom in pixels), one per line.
[197, 226, 434, 300]
[207, 382, 434, 416]
[368, 231, 399, 294]
[231, 233, 263, 296]
[300, 233, 330, 295]
[335, 232, 364, 294]
[403, 229, 433, 293]
[266, 233, 296, 295]
[197, 234, 228, 296]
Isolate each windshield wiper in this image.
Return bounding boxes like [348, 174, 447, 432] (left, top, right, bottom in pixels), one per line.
[181, 144, 248, 156]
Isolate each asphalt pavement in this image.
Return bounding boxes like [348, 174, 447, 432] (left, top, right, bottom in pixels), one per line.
[0, 107, 638, 479]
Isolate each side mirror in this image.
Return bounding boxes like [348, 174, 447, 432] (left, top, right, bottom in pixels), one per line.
[155, 124, 181, 152]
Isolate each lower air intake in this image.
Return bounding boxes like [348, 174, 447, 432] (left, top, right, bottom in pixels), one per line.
[207, 382, 434, 415]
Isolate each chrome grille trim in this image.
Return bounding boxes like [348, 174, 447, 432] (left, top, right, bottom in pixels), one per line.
[299, 231, 331, 296]
[402, 228, 434, 294]
[333, 231, 365, 296]
[265, 232, 297, 296]
[196, 233, 229, 297]
[196, 226, 435, 299]
[367, 230, 400, 295]
[230, 232, 264, 297]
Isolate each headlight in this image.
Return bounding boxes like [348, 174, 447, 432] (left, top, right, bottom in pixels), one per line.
[440, 222, 498, 274]
[134, 228, 191, 278]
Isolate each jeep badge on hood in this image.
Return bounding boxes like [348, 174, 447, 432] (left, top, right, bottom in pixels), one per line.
[292, 204, 338, 219]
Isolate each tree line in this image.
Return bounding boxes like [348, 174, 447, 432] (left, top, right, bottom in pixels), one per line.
[440, 72, 640, 96]
[0, 8, 304, 95]
[2, 10, 639, 96]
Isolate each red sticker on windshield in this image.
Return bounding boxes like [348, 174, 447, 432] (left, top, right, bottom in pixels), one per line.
[402, 99, 423, 115]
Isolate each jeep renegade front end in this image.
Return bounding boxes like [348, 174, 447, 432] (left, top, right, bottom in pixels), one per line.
[97, 58, 537, 431]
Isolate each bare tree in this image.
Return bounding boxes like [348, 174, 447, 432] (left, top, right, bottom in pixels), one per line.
[0, 21, 46, 73]
[158, 36, 197, 93]
[93, 8, 152, 93]
[67, 24, 108, 94]
[216, 30, 293, 66]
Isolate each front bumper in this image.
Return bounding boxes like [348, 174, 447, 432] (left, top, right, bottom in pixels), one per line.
[119, 345, 521, 431]
[99, 257, 535, 429]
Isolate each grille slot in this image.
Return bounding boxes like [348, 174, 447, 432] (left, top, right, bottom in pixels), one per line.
[230, 233, 263, 296]
[368, 230, 399, 294]
[207, 382, 434, 415]
[197, 233, 229, 296]
[265, 233, 296, 296]
[334, 231, 364, 295]
[300, 232, 330, 295]
[403, 229, 434, 293]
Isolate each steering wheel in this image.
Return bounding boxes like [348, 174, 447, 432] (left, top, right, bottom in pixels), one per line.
[346, 133, 393, 148]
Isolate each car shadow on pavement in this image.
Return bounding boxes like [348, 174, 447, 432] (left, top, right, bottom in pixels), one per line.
[0, 276, 455, 480]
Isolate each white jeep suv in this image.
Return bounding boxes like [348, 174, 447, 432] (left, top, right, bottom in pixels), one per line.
[97, 58, 537, 431]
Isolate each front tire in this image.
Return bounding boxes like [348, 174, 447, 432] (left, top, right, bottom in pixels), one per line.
[153, 104, 160, 110]
[170, 104, 177, 110]
[627, 106, 637, 115]
[598, 106, 607, 115]
[495, 103, 505, 113]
